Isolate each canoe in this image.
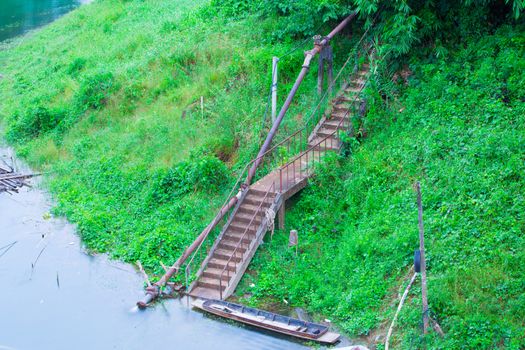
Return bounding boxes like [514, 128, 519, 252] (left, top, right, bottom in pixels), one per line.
[192, 299, 340, 344]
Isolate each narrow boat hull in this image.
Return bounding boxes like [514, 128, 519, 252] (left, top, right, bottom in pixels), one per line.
[192, 299, 340, 344]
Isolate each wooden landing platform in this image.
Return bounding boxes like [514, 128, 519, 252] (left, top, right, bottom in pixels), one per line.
[188, 286, 221, 300]
[251, 148, 328, 197]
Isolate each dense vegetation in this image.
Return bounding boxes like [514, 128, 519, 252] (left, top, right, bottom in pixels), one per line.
[1, 0, 524, 349]
[238, 23, 525, 348]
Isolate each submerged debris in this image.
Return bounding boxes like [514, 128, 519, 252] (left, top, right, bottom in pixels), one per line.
[0, 241, 17, 259]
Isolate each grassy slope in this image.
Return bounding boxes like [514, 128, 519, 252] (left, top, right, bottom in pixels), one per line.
[0, 0, 330, 273]
[238, 26, 525, 349]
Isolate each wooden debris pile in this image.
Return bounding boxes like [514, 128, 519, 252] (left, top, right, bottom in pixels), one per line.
[0, 164, 37, 194]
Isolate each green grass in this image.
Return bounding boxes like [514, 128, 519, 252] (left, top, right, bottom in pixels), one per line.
[237, 25, 525, 349]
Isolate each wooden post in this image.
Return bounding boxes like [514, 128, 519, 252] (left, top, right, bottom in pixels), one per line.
[416, 182, 429, 334]
[385, 272, 417, 350]
[271, 56, 279, 123]
[278, 202, 285, 230]
[317, 55, 324, 95]
[200, 96, 204, 119]
[326, 46, 333, 96]
[289, 230, 298, 257]
[314, 35, 324, 95]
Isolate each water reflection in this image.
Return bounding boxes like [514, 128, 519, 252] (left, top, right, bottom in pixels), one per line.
[0, 0, 90, 42]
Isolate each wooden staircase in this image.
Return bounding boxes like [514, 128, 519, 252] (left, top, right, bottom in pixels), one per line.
[188, 64, 369, 300]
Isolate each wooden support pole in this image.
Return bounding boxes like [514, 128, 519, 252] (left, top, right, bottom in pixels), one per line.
[317, 56, 324, 95]
[315, 35, 324, 95]
[200, 96, 204, 119]
[278, 202, 285, 230]
[271, 56, 279, 123]
[327, 46, 334, 96]
[416, 182, 429, 334]
[136, 260, 152, 287]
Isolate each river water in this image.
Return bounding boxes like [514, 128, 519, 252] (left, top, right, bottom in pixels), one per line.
[0, 0, 91, 42]
[0, 147, 308, 349]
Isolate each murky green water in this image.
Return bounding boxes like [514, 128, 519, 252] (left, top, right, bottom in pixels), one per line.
[0, 0, 90, 42]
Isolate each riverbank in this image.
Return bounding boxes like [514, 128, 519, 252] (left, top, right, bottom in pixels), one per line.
[0, 0, 344, 348]
[0, 145, 309, 349]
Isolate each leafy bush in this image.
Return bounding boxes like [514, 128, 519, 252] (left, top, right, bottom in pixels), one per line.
[66, 57, 87, 76]
[150, 152, 229, 203]
[213, 0, 524, 57]
[75, 71, 117, 110]
[7, 106, 65, 142]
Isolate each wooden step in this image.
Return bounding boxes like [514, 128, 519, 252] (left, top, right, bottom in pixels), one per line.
[345, 86, 363, 94]
[323, 119, 350, 130]
[223, 231, 255, 244]
[330, 110, 350, 120]
[248, 188, 273, 197]
[308, 136, 341, 150]
[208, 257, 237, 272]
[229, 221, 257, 234]
[197, 276, 227, 291]
[335, 95, 363, 104]
[189, 286, 221, 299]
[238, 203, 264, 215]
[333, 104, 350, 112]
[316, 127, 339, 139]
[348, 79, 366, 89]
[218, 241, 247, 253]
[213, 248, 243, 262]
[235, 212, 263, 225]
[202, 267, 234, 281]
[243, 193, 272, 206]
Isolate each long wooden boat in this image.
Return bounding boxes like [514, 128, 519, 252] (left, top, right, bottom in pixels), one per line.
[192, 299, 340, 344]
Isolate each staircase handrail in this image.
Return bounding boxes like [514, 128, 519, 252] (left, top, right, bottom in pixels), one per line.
[218, 182, 276, 299]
